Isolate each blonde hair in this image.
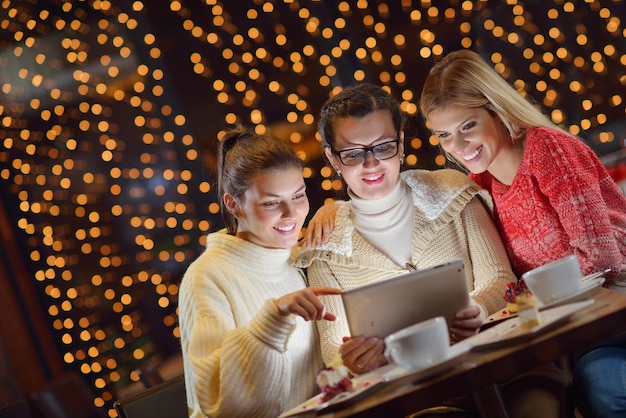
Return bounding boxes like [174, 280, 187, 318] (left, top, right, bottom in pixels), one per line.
[420, 49, 565, 142]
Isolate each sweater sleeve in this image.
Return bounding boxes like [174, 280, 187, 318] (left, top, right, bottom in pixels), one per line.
[461, 197, 516, 315]
[306, 260, 350, 367]
[181, 272, 300, 417]
[529, 130, 626, 276]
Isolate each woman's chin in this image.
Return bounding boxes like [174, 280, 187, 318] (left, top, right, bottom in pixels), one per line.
[277, 235, 301, 249]
[464, 161, 489, 175]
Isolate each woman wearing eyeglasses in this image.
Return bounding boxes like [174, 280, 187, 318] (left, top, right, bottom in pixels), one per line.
[296, 83, 571, 417]
[296, 83, 515, 371]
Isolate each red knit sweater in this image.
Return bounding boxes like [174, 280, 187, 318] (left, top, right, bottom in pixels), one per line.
[471, 127, 626, 281]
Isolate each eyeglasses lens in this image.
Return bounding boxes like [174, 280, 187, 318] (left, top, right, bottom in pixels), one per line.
[340, 141, 398, 166]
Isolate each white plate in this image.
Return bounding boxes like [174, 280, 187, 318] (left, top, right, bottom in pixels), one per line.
[278, 342, 472, 418]
[484, 276, 606, 327]
[278, 372, 385, 418]
[538, 277, 605, 309]
[466, 299, 595, 351]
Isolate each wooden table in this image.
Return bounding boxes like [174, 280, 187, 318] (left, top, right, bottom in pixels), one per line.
[316, 287, 626, 418]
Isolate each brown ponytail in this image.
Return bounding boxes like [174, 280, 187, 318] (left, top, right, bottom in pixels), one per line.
[216, 126, 303, 234]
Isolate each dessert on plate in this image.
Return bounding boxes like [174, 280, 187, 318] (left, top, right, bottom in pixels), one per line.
[515, 291, 542, 330]
[503, 280, 529, 313]
[315, 355, 354, 402]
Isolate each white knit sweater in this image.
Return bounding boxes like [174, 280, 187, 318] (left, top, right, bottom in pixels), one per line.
[178, 231, 323, 417]
[296, 169, 516, 366]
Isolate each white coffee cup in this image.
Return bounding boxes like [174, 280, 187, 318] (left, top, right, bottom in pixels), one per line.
[384, 316, 449, 371]
[522, 255, 582, 305]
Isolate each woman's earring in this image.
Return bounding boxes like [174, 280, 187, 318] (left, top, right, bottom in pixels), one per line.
[336, 170, 341, 177]
[400, 154, 405, 165]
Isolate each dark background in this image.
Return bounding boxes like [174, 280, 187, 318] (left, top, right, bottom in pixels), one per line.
[0, 0, 625, 416]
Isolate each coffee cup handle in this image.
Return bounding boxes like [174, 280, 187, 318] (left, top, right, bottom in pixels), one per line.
[384, 345, 397, 364]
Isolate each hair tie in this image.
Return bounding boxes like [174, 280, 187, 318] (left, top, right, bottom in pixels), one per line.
[222, 130, 251, 154]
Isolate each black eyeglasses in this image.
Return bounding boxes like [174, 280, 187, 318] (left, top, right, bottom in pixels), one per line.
[331, 139, 400, 166]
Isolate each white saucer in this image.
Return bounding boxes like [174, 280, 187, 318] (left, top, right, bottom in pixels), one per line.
[538, 277, 605, 310]
[381, 341, 472, 385]
[581, 269, 611, 282]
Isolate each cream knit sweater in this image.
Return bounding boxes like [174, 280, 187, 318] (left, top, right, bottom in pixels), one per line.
[178, 231, 323, 417]
[296, 169, 516, 366]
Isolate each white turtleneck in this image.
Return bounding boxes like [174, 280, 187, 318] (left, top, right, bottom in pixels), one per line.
[349, 179, 415, 266]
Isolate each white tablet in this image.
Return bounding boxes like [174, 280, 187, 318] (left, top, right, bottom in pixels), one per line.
[341, 258, 471, 339]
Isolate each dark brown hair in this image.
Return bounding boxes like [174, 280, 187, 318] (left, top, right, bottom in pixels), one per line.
[318, 83, 405, 150]
[217, 126, 303, 234]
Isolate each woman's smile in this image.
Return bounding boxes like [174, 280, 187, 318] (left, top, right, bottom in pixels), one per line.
[361, 172, 385, 185]
[274, 223, 297, 234]
[459, 145, 483, 163]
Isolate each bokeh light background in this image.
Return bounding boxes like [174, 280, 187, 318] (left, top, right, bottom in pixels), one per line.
[1, 0, 625, 415]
